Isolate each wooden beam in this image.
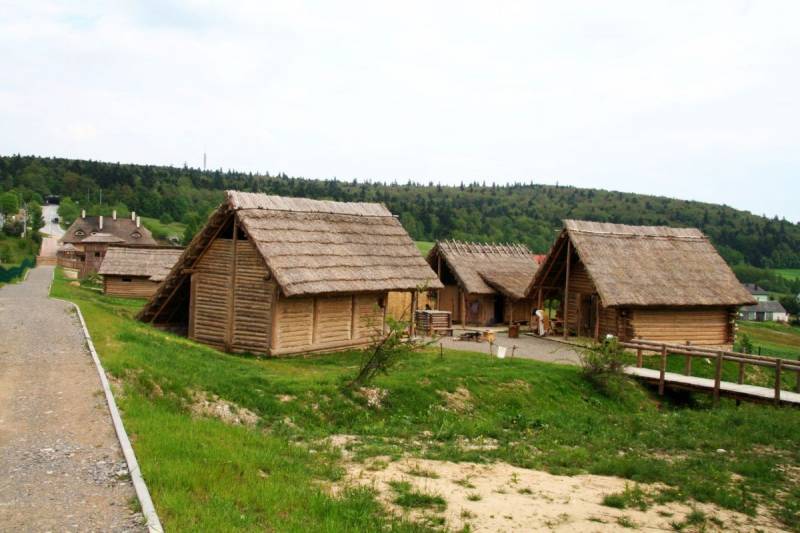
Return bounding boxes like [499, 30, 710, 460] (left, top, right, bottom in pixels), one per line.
[460, 289, 466, 325]
[659, 344, 667, 395]
[774, 358, 782, 405]
[436, 254, 442, 309]
[563, 240, 571, 339]
[594, 296, 600, 341]
[311, 297, 319, 345]
[350, 295, 357, 340]
[713, 351, 723, 405]
[410, 290, 418, 337]
[225, 218, 239, 351]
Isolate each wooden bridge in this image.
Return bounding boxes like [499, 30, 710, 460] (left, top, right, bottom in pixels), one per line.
[621, 339, 800, 407]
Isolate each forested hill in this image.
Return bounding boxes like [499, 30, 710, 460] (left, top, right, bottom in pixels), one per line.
[2, 154, 799, 268]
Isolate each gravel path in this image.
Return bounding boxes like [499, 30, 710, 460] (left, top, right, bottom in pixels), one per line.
[0, 267, 144, 531]
[439, 329, 584, 365]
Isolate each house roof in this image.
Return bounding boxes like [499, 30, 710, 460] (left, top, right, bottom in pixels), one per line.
[57, 243, 77, 253]
[138, 192, 442, 322]
[530, 220, 756, 307]
[428, 240, 539, 299]
[62, 216, 156, 245]
[98, 246, 184, 282]
[740, 300, 787, 314]
[743, 283, 769, 296]
[80, 233, 126, 244]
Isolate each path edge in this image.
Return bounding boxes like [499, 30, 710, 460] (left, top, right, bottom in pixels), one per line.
[49, 272, 164, 533]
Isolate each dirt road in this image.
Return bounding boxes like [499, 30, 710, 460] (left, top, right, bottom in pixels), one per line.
[0, 267, 143, 531]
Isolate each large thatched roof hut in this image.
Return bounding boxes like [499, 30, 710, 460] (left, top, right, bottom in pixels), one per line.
[426, 240, 541, 326]
[98, 245, 184, 298]
[138, 192, 442, 356]
[528, 220, 755, 346]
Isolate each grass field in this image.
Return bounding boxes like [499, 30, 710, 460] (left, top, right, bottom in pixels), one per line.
[772, 268, 800, 281]
[50, 270, 800, 531]
[414, 241, 434, 256]
[140, 217, 186, 242]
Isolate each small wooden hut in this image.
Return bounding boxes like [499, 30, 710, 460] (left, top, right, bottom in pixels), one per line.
[137, 192, 442, 356]
[98, 246, 184, 298]
[528, 220, 756, 346]
[426, 241, 540, 326]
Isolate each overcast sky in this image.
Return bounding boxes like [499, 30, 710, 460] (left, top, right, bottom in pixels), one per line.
[2, 1, 798, 222]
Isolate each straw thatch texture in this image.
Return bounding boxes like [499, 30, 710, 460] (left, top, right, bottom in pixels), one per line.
[533, 220, 755, 307]
[98, 246, 184, 281]
[62, 216, 156, 245]
[236, 199, 441, 297]
[428, 240, 539, 298]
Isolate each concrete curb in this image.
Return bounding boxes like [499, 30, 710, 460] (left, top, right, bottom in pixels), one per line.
[49, 270, 164, 533]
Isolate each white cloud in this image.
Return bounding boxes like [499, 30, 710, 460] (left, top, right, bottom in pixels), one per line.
[0, 0, 798, 221]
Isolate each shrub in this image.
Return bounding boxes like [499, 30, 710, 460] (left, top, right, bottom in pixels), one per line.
[579, 336, 628, 396]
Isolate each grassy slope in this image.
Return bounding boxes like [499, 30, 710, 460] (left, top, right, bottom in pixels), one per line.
[739, 321, 800, 360]
[0, 234, 38, 267]
[50, 270, 800, 531]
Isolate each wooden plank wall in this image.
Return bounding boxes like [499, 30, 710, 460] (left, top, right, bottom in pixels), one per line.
[386, 291, 431, 322]
[629, 307, 731, 346]
[191, 239, 234, 350]
[273, 292, 386, 356]
[231, 239, 273, 354]
[438, 285, 460, 319]
[104, 276, 158, 298]
[506, 298, 534, 324]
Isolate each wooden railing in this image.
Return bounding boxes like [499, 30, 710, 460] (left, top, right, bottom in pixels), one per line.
[621, 339, 800, 405]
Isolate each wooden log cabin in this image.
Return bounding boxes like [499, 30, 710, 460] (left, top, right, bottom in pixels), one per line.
[137, 192, 442, 356]
[98, 245, 184, 298]
[426, 241, 541, 326]
[528, 220, 756, 347]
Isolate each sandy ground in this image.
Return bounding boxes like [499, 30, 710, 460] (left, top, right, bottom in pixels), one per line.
[342, 456, 786, 532]
[438, 329, 583, 365]
[0, 267, 143, 531]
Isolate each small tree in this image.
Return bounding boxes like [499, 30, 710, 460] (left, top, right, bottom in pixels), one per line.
[349, 318, 426, 389]
[0, 192, 18, 216]
[579, 336, 628, 396]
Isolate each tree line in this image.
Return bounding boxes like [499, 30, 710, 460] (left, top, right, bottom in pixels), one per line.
[2, 154, 799, 269]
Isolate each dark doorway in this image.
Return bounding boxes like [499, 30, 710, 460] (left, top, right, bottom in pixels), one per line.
[493, 295, 506, 324]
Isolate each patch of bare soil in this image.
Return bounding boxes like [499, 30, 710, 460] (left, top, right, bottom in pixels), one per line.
[189, 391, 259, 427]
[438, 386, 473, 413]
[339, 458, 787, 532]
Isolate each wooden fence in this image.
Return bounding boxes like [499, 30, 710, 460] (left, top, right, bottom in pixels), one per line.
[621, 338, 800, 405]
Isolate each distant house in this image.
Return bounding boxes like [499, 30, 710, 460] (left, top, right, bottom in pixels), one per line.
[742, 283, 770, 303]
[739, 283, 788, 322]
[98, 246, 184, 298]
[137, 192, 441, 356]
[528, 220, 755, 346]
[61, 210, 157, 277]
[739, 300, 788, 323]
[426, 240, 541, 326]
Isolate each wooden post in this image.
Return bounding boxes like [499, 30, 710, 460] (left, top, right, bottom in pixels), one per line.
[774, 359, 782, 406]
[658, 344, 667, 396]
[684, 341, 692, 376]
[796, 368, 800, 394]
[594, 297, 600, 341]
[350, 295, 357, 340]
[636, 348, 643, 368]
[509, 300, 514, 325]
[738, 361, 745, 384]
[563, 240, 571, 339]
[410, 290, 418, 337]
[460, 290, 466, 325]
[713, 351, 723, 405]
[537, 287, 543, 310]
[270, 287, 280, 353]
[436, 254, 442, 308]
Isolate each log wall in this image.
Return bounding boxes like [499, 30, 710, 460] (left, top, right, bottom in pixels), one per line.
[190, 238, 234, 350]
[628, 307, 733, 346]
[386, 291, 431, 322]
[438, 285, 460, 320]
[103, 276, 158, 298]
[231, 239, 273, 354]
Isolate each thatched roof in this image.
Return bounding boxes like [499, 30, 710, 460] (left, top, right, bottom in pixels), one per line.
[98, 246, 184, 282]
[62, 216, 156, 245]
[137, 192, 442, 322]
[428, 240, 539, 299]
[530, 220, 756, 307]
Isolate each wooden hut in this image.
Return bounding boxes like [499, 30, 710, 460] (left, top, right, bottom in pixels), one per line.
[426, 241, 540, 326]
[528, 220, 756, 347]
[137, 192, 442, 356]
[98, 246, 184, 298]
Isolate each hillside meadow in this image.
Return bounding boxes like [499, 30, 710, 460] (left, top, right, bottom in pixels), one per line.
[51, 270, 800, 531]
